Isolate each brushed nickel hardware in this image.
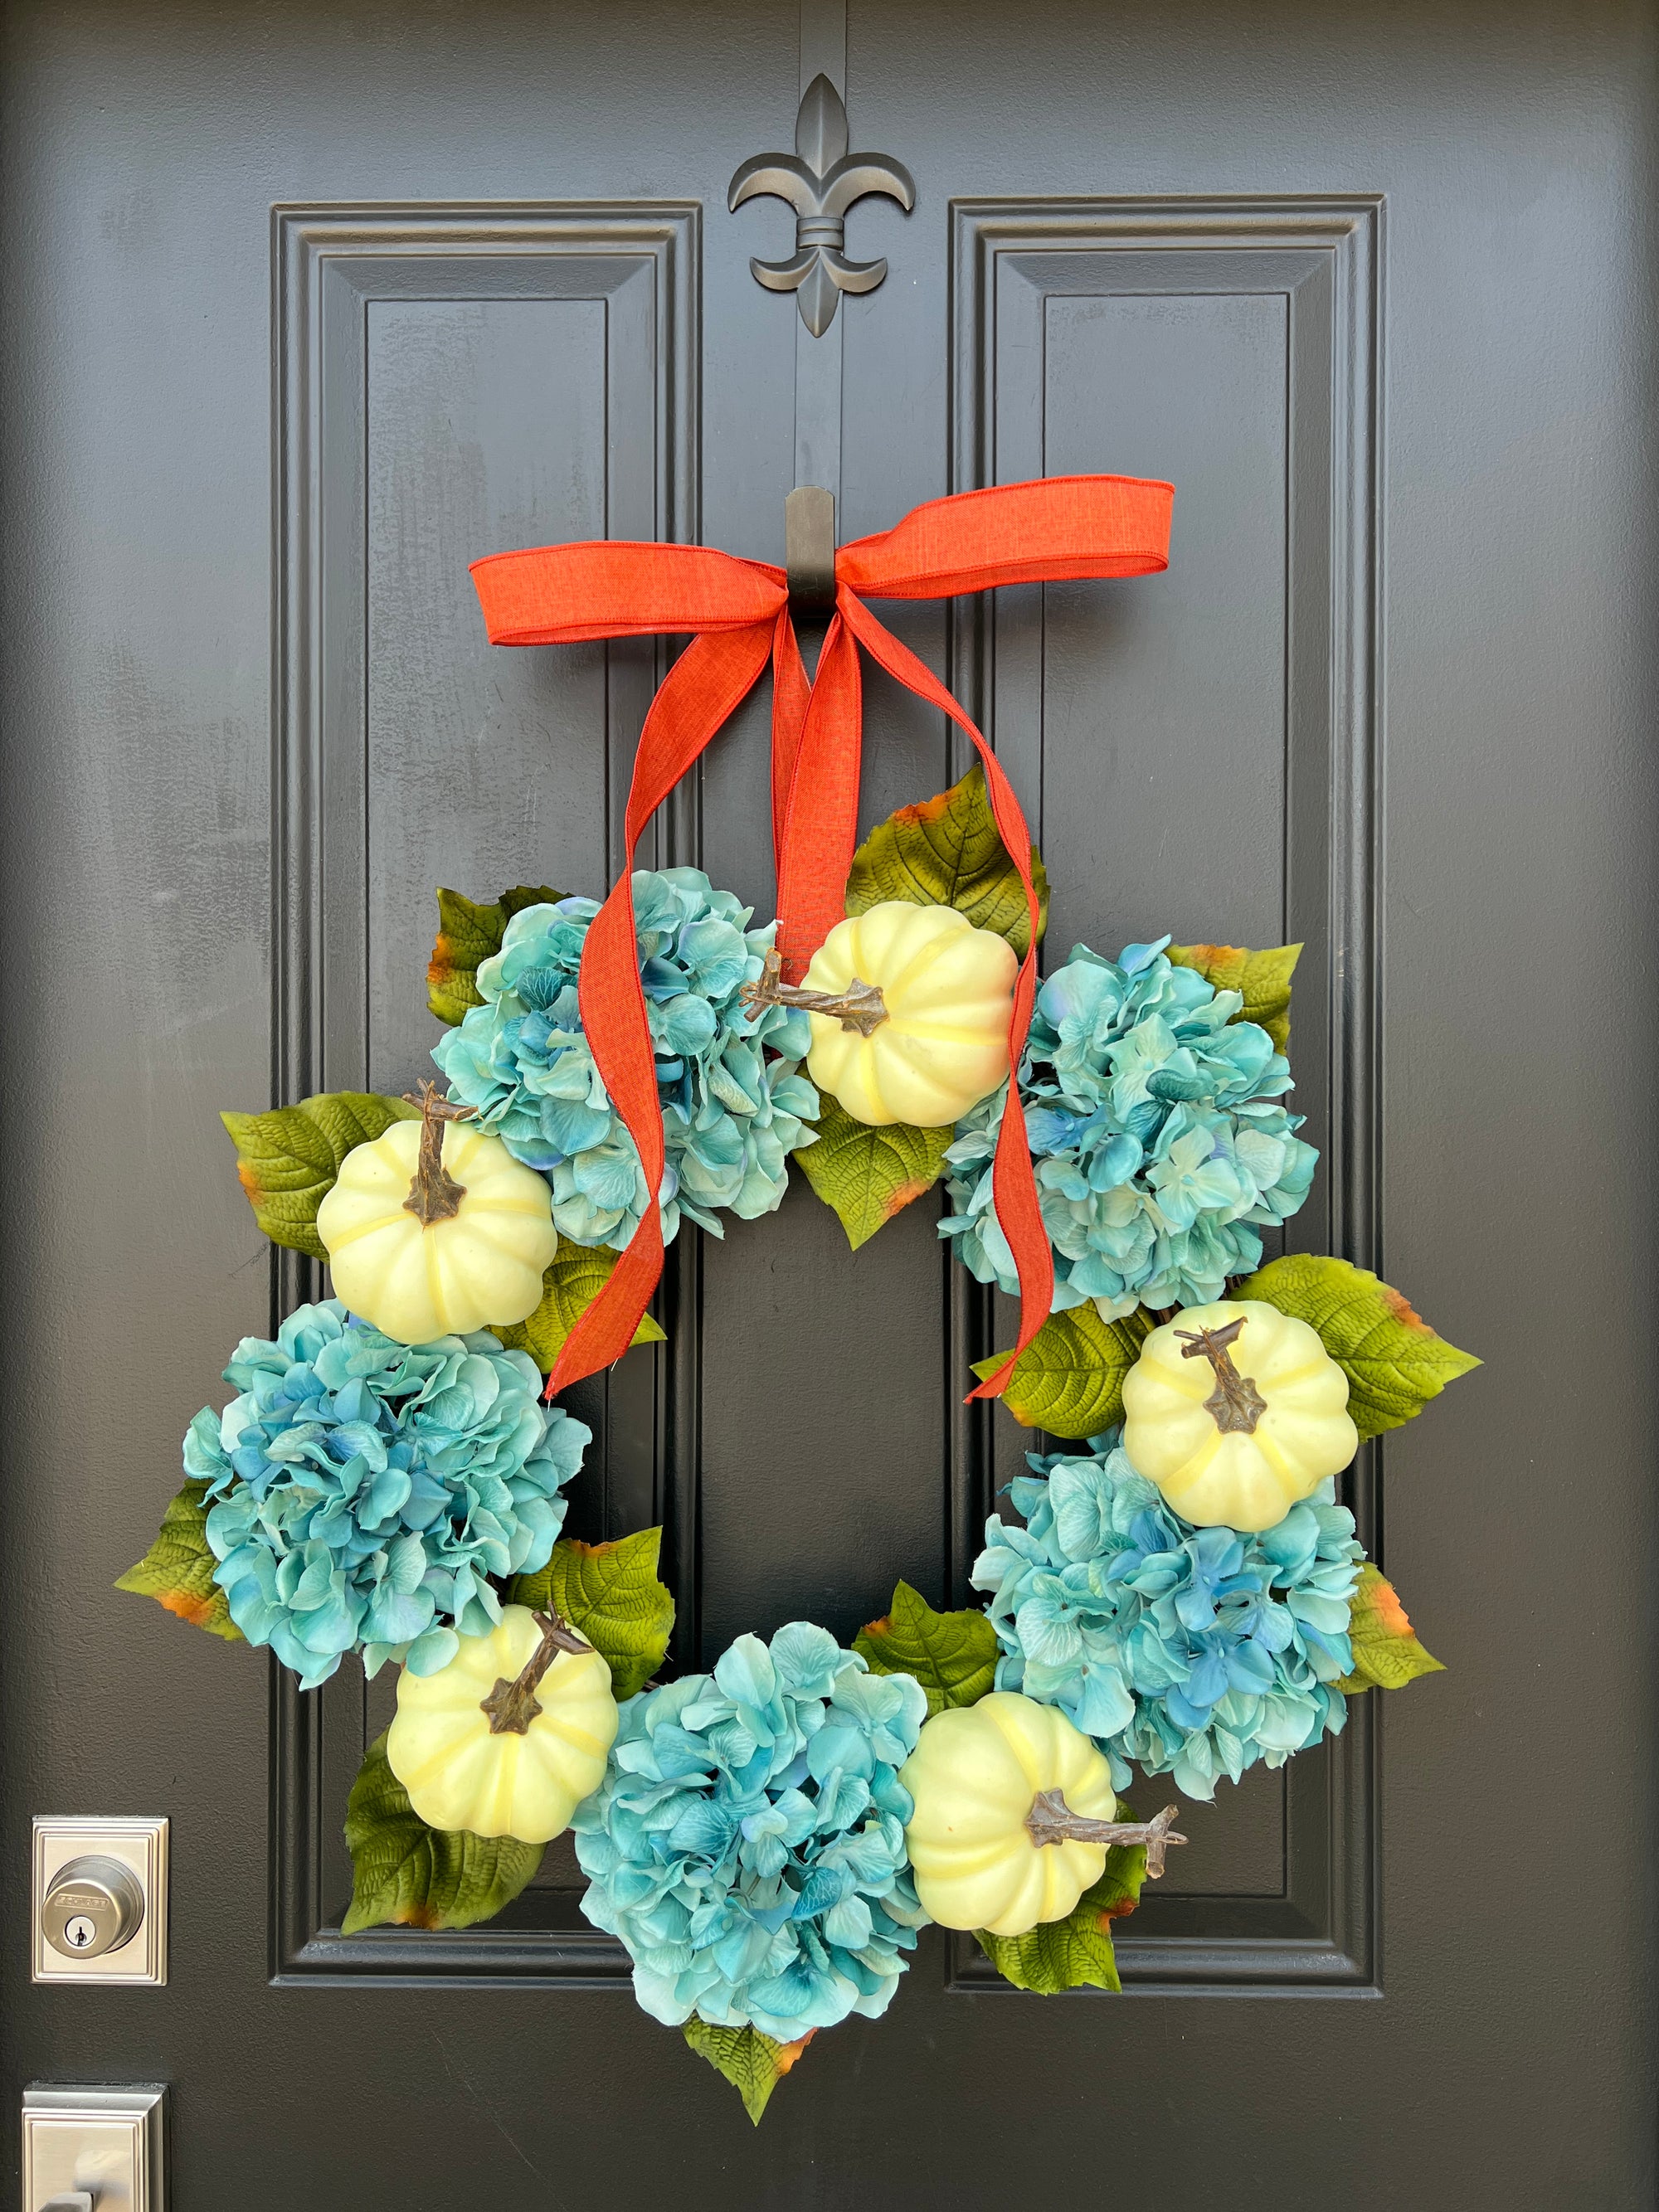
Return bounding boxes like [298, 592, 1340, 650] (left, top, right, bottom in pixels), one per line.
[32, 1818, 168, 1986]
[786, 484, 837, 613]
[40, 1856, 144, 1962]
[22, 2086, 166, 2212]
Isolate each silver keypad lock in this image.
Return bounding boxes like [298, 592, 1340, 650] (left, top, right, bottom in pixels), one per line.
[41, 1856, 145, 1962]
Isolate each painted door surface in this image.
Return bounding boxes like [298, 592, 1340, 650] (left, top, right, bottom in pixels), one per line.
[2, 2, 1652, 2205]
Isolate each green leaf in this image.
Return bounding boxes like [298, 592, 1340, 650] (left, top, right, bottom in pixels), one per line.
[854, 1581, 999, 1718]
[972, 1303, 1152, 1440]
[794, 1096, 955, 1249]
[492, 1242, 666, 1371]
[220, 1091, 421, 1262]
[1233, 1254, 1481, 1439]
[115, 1478, 243, 1643]
[682, 2018, 815, 2125]
[1335, 1563, 1446, 1694]
[511, 1529, 674, 1700]
[845, 761, 1050, 956]
[342, 1731, 542, 1934]
[427, 884, 562, 1025]
[973, 1820, 1152, 1993]
[1167, 941, 1301, 1053]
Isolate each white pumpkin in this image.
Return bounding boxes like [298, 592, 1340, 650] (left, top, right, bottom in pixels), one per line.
[798, 902, 1017, 1127]
[1121, 1299, 1359, 1532]
[901, 1692, 1122, 1936]
[387, 1605, 618, 1843]
[317, 1099, 557, 1345]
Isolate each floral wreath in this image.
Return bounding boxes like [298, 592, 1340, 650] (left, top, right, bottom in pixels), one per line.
[124, 475, 1476, 2124]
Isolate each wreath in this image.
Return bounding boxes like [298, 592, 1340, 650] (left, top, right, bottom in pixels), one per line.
[122, 476, 1477, 2124]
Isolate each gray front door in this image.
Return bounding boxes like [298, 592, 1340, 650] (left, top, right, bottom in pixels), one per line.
[3, 2, 1651, 2205]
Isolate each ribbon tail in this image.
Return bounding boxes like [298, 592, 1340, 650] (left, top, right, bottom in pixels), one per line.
[774, 614, 863, 980]
[771, 610, 810, 882]
[546, 624, 776, 1398]
[836, 590, 1054, 1398]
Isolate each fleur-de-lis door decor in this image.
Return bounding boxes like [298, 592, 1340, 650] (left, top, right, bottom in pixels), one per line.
[728, 73, 915, 335]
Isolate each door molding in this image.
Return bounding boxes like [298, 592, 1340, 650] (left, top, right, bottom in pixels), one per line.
[269, 203, 698, 1985]
[946, 196, 1385, 1993]
[265, 193, 1388, 1995]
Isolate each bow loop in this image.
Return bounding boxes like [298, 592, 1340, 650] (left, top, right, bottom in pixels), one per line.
[471, 540, 786, 645]
[836, 474, 1173, 600]
[466, 474, 1173, 1403]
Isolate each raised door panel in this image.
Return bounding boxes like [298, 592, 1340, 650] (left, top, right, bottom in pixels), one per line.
[948, 202, 1379, 1988]
[273, 207, 696, 1978]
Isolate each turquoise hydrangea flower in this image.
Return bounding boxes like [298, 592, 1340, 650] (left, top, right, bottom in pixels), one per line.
[573, 1624, 931, 2040]
[431, 868, 819, 1247]
[184, 1300, 586, 1690]
[971, 1436, 1364, 1801]
[939, 936, 1316, 1317]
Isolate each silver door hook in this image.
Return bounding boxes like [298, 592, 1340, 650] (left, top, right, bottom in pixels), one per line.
[786, 485, 836, 615]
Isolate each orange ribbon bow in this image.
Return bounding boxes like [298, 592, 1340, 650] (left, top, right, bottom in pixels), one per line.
[469, 473, 1174, 1403]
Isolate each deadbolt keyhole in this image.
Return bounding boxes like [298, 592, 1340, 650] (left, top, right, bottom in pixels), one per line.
[41, 1855, 145, 1962]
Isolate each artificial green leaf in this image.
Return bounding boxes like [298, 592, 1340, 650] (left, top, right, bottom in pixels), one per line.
[854, 1581, 998, 1718]
[973, 1821, 1152, 1994]
[492, 1242, 665, 1372]
[511, 1529, 674, 1699]
[220, 1091, 421, 1262]
[845, 761, 1050, 955]
[682, 2018, 815, 2126]
[1233, 1253, 1481, 1439]
[342, 1731, 542, 1934]
[795, 1096, 955, 1249]
[427, 884, 562, 1025]
[1167, 940, 1301, 1053]
[115, 1478, 243, 1643]
[1335, 1563, 1446, 1694]
[973, 1302, 1153, 1440]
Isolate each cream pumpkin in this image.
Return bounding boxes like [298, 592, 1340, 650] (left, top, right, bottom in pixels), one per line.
[901, 1692, 1124, 1936]
[387, 1605, 619, 1842]
[317, 1096, 557, 1346]
[798, 901, 1017, 1126]
[1121, 1299, 1359, 1532]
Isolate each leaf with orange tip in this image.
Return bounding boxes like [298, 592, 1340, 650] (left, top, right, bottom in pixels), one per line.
[1335, 1564, 1446, 1694]
[795, 1096, 955, 1249]
[116, 1479, 243, 1643]
[682, 2019, 816, 2125]
[1167, 940, 1301, 1052]
[1233, 1254, 1480, 1438]
[846, 762, 1049, 955]
[220, 1091, 419, 1260]
[427, 884, 562, 1026]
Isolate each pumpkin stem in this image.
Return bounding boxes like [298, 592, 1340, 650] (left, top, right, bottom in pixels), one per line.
[479, 1607, 593, 1736]
[1024, 1792, 1189, 1879]
[739, 946, 888, 1037]
[1175, 1315, 1268, 1437]
[400, 1081, 475, 1227]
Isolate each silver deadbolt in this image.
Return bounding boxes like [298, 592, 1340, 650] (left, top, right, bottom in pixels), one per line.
[41, 1855, 145, 1962]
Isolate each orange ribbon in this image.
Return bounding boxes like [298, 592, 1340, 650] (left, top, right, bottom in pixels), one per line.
[469, 474, 1174, 1403]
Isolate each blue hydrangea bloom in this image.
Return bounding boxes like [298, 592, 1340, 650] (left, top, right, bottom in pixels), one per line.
[184, 1300, 586, 1690]
[572, 1624, 931, 2039]
[971, 1435, 1364, 1801]
[431, 868, 819, 1247]
[939, 936, 1317, 1317]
